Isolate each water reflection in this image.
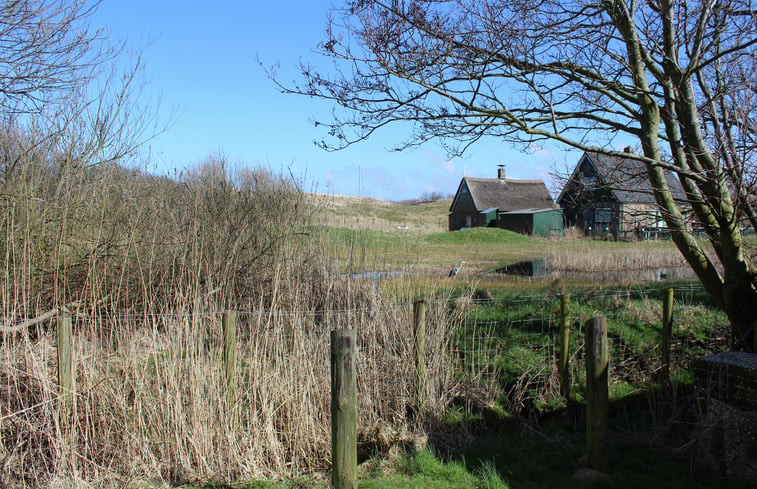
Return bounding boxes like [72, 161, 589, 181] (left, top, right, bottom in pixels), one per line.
[496, 259, 697, 282]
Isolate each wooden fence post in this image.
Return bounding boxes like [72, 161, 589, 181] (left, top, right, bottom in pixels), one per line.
[331, 329, 357, 489]
[413, 298, 427, 413]
[57, 314, 73, 419]
[222, 310, 238, 430]
[660, 288, 674, 383]
[558, 294, 571, 400]
[585, 315, 608, 473]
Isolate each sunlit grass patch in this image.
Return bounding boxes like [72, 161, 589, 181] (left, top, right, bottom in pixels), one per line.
[359, 449, 509, 489]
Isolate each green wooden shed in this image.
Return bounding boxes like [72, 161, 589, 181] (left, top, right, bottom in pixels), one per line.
[499, 208, 564, 237]
[479, 207, 499, 227]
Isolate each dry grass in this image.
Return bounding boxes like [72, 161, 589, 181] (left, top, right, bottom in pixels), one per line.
[0, 157, 467, 488]
[543, 240, 703, 283]
[0, 302, 452, 487]
[0, 286, 459, 487]
[308, 194, 450, 233]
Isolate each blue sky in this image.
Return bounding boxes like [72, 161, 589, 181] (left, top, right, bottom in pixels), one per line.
[92, 1, 576, 201]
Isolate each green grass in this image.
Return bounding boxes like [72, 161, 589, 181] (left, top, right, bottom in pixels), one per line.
[360, 449, 508, 489]
[306, 222, 550, 272]
[418, 228, 547, 267]
[191, 449, 508, 489]
[301, 225, 426, 271]
[422, 227, 537, 246]
[443, 282, 732, 423]
[446, 415, 753, 489]
[194, 430, 753, 489]
[297, 225, 547, 276]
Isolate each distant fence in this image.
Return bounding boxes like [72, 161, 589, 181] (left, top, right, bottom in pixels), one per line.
[452, 285, 711, 389]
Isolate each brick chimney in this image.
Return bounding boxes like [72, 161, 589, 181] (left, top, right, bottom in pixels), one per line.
[623, 146, 634, 154]
[497, 165, 506, 181]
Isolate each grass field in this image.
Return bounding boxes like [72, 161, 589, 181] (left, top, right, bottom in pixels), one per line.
[304, 195, 691, 279]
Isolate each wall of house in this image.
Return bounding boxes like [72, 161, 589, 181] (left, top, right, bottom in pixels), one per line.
[449, 213, 482, 230]
[563, 201, 620, 238]
[558, 154, 678, 240]
[499, 210, 563, 237]
[481, 209, 498, 227]
[619, 203, 663, 239]
[449, 183, 480, 230]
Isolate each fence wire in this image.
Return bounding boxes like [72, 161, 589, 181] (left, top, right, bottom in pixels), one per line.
[1, 284, 724, 421]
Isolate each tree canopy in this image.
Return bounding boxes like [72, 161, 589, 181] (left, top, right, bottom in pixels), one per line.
[276, 0, 757, 347]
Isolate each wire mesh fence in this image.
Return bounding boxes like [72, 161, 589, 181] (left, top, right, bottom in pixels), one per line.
[0, 284, 729, 487]
[439, 284, 728, 415]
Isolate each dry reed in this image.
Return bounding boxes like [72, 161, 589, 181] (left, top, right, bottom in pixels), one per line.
[543, 241, 705, 283]
[0, 156, 464, 487]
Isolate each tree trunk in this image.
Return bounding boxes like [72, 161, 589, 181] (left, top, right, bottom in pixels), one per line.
[608, 0, 757, 349]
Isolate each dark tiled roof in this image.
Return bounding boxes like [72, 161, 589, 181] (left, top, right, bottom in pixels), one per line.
[463, 177, 555, 211]
[582, 152, 686, 204]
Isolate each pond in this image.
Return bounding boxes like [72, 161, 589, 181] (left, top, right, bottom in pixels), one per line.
[496, 259, 697, 282]
[345, 270, 403, 280]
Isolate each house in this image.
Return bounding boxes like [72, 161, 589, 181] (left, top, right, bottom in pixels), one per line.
[448, 166, 560, 236]
[557, 150, 686, 240]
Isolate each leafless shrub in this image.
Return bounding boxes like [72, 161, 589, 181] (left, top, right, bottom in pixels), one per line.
[0, 152, 463, 487]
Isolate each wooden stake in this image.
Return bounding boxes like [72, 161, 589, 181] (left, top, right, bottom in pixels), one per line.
[661, 288, 674, 383]
[558, 294, 571, 399]
[585, 315, 608, 472]
[331, 329, 357, 489]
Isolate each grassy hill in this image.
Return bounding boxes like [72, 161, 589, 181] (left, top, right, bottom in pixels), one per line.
[307, 195, 545, 269]
[308, 194, 451, 233]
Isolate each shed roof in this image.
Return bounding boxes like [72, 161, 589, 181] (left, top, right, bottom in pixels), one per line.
[452, 177, 555, 213]
[500, 207, 561, 215]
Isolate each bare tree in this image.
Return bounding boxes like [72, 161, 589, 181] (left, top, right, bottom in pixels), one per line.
[271, 0, 757, 348]
[0, 0, 107, 112]
[0, 0, 158, 178]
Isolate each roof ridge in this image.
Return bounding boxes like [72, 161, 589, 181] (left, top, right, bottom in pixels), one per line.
[465, 176, 545, 184]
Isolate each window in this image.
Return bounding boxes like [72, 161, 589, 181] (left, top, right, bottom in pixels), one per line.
[595, 208, 612, 223]
[652, 210, 664, 228]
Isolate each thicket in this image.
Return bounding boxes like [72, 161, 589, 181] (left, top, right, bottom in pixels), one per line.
[0, 152, 460, 487]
